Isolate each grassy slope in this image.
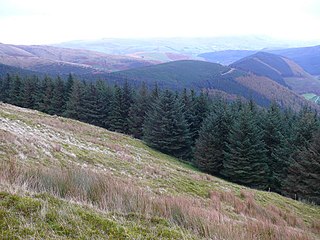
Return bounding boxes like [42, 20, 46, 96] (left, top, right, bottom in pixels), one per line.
[1, 103, 320, 239]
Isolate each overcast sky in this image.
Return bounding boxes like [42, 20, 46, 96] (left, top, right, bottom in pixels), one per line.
[1, 0, 320, 44]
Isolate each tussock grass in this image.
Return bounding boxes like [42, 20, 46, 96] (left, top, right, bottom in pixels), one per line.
[0, 159, 318, 240]
[1, 103, 320, 239]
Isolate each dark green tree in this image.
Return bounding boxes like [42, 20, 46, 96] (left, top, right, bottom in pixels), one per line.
[263, 102, 292, 192]
[64, 80, 84, 120]
[108, 85, 126, 132]
[95, 80, 113, 128]
[0, 74, 11, 102]
[194, 99, 232, 174]
[284, 130, 320, 204]
[143, 90, 191, 159]
[222, 104, 269, 189]
[20, 76, 39, 109]
[129, 82, 150, 138]
[8, 75, 23, 106]
[51, 76, 66, 115]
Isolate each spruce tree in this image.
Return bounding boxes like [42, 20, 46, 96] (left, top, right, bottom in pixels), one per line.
[80, 83, 100, 124]
[263, 102, 291, 192]
[121, 81, 133, 134]
[20, 76, 39, 109]
[108, 85, 126, 132]
[0, 74, 11, 103]
[194, 99, 232, 174]
[64, 80, 84, 120]
[129, 82, 150, 138]
[222, 104, 269, 189]
[39, 76, 55, 114]
[143, 90, 191, 160]
[284, 130, 320, 204]
[51, 76, 66, 115]
[8, 75, 23, 106]
[95, 80, 112, 128]
[193, 91, 209, 140]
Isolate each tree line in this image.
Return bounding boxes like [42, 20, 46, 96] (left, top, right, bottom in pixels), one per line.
[0, 73, 319, 204]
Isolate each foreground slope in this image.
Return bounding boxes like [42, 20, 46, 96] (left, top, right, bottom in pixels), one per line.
[1, 103, 320, 239]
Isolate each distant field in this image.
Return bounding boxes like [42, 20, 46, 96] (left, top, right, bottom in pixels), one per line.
[302, 93, 320, 104]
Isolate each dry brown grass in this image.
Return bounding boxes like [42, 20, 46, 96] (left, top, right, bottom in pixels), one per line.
[0, 159, 317, 240]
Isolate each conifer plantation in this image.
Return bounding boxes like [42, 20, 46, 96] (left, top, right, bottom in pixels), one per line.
[0, 73, 319, 204]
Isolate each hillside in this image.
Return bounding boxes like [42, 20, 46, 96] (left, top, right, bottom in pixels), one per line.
[54, 36, 316, 62]
[0, 63, 41, 78]
[198, 50, 256, 65]
[231, 52, 320, 94]
[1, 103, 320, 239]
[271, 45, 320, 76]
[97, 60, 315, 109]
[0, 43, 154, 75]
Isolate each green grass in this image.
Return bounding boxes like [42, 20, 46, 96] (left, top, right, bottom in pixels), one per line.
[0, 192, 189, 239]
[303, 93, 320, 104]
[1, 102, 320, 239]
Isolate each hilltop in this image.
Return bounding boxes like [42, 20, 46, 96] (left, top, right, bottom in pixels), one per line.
[231, 52, 320, 95]
[0, 43, 154, 75]
[271, 45, 320, 76]
[1, 103, 319, 239]
[100, 60, 314, 110]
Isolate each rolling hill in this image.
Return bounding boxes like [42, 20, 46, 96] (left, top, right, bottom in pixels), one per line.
[271, 45, 320, 76]
[0, 63, 41, 78]
[197, 45, 320, 77]
[198, 50, 256, 65]
[1, 103, 320, 239]
[231, 52, 320, 95]
[0, 43, 155, 75]
[97, 60, 315, 110]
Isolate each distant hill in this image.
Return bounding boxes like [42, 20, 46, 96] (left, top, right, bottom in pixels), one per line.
[231, 52, 294, 86]
[0, 63, 41, 78]
[198, 45, 320, 76]
[0, 43, 155, 75]
[94, 60, 314, 110]
[270, 45, 320, 75]
[54, 36, 318, 62]
[231, 52, 320, 94]
[198, 50, 256, 65]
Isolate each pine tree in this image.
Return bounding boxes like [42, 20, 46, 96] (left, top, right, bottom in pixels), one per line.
[65, 73, 74, 100]
[284, 130, 320, 204]
[8, 75, 23, 106]
[193, 91, 209, 140]
[95, 80, 112, 128]
[80, 83, 100, 124]
[121, 81, 133, 133]
[0, 74, 11, 103]
[38, 76, 55, 114]
[129, 82, 150, 138]
[143, 90, 191, 159]
[222, 104, 269, 189]
[263, 102, 291, 192]
[51, 76, 66, 115]
[194, 100, 232, 174]
[293, 106, 318, 149]
[20, 76, 39, 109]
[108, 85, 126, 132]
[64, 80, 84, 120]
